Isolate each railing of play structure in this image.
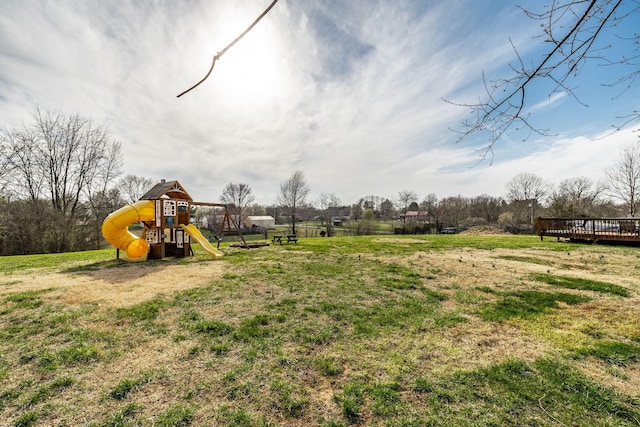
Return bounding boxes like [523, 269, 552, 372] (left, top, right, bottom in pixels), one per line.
[537, 217, 640, 243]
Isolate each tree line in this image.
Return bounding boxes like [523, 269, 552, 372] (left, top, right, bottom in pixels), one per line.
[214, 141, 640, 238]
[2, 109, 639, 255]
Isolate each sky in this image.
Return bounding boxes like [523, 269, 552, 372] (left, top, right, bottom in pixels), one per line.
[1, 0, 639, 206]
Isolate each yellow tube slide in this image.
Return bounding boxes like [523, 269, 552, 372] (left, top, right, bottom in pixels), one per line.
[102, 200, 156, 261]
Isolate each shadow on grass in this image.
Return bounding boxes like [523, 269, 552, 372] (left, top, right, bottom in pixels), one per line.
[61, 258, 174, 284]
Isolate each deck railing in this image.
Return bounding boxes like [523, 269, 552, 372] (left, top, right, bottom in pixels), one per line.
[537, 217, 640, 242]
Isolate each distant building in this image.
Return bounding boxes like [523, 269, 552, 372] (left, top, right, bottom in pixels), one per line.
[332, 216, 350, 226]
[401, 211, 429, 221]
[245, 215, 276, 230]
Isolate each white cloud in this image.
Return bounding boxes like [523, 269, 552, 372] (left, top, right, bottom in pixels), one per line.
[526, 91, 568, 114]
[1, 0, 637, 206]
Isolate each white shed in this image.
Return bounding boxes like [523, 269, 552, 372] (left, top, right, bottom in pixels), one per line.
[245, 215, 276, 230]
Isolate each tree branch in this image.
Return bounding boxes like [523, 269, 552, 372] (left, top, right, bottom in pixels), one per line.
[448, 0, 633, 158]
[177, 0, 279, 98]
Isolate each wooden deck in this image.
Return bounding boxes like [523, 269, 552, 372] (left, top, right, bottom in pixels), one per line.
[537, 217, 640, 244]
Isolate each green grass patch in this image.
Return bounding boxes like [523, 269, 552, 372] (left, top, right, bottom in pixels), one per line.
[4, 290, 49, 309]
[194, 318, 234, 337]
[575, 341, 640, 366]
[347, 296, 439, 335]
[217, 405, 268, 426]
[433, 311, 469, 327]
[182, 311, 235, 338]
[334, 382, 365, 422]
[108, 370, 159, 400]
[235, 314, 271, 342]
[21, 376, 74, 408]
[378, 263, 424, 290]
[90, 402, 141, 427]
[532, 273, 630, 297]
[154, 404, 194, 426]
[269, 380, 308, 418]
[416, 358, 640, 425]
[20, 342, 101, 372]
[13, 410, 39, 427]
[57, 344, 100, 367]
[481, 290, 590, 321]
[368, 381, 404, 417]
[0, 249, 114, 274]
[334, 381, 406, 421]
[116, 297, 167, 322]
[295, 323, 342, 344]
[314, 356, 344, 377]
[109, 378, 140, 400]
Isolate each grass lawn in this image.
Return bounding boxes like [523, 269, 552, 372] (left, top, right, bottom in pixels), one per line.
[1, 234, 640, 426]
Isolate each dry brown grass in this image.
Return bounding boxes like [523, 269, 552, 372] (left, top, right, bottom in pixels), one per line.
[1, 260, 224, 308]
[2, 236, 640, 426]
[459, 225, 510, 235]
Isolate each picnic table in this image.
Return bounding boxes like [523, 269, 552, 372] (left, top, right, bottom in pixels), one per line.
[272, 235, 297, 244]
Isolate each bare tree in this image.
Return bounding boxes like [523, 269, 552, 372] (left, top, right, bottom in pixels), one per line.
[1, 127, 43, 202]
[437, 195, 469, 229]
[220, 182, 255, 228]
[1, 127, 50, 254]
[84, 140, 123, 249]
[506, 172, 549, 225]
[605, 140, 640, 216]
[0, 133, 11, 195]
[548, 176, 604, 217]
[316, 192, 341, 237]
[468, 194, 504, 224]
[118, 175, 154, 204]
[1, 109, 122, 253]
[379, 199, 395, 221]
[397, 190, 418, 223]
[359, 208, 376, 235]
[350, 202, 363, 221]
[506, 173, 549, 202]
[420, 193, 440, 229]
[277, 171, 310, 235]
[250, 203, 267, 216]
[451, 1, 640, 156]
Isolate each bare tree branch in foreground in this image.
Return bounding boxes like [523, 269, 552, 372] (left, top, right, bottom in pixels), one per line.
[177, 0, 279, 98]
[447, 0, 640, 161]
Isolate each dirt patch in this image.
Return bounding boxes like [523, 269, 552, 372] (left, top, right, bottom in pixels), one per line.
[371, 237, 427, 244]
[0, 261, 224, 308]
[460, 225, 511, 235]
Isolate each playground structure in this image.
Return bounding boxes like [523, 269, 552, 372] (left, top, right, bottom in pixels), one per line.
[102, 180, 244, 261]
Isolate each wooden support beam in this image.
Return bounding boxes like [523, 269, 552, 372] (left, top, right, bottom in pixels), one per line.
[191, 201, 226, 207]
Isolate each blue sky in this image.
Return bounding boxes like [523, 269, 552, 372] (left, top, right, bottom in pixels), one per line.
[1, 0, 638, 206]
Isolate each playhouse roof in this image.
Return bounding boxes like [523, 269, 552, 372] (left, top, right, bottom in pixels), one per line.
[140, 180, 193, 201]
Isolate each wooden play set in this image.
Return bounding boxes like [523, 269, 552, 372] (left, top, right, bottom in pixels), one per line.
[101, 180, 243, 261]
